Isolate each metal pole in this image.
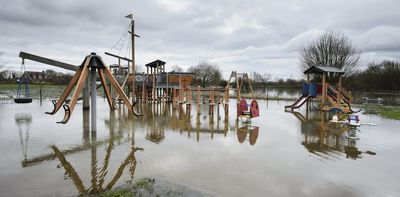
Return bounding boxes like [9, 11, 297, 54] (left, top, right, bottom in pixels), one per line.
[83, 78, 90, 110]
[91, 67, 97, 132]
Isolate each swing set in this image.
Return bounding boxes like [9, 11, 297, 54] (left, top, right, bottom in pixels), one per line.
[227, 71, 260, 119]
[14, 59, 32, 104]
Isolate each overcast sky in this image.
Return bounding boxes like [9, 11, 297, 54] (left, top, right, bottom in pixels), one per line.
[1, 0, 400, 79]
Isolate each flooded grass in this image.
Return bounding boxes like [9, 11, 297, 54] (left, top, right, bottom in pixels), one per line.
[363, 104, 400, 120]
[95, 178, 211, 197]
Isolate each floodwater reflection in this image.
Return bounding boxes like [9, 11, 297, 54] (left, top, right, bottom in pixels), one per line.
[289, 111, 376, 160]
[134, 103, 259, 145]
[15, 113, 32, 162]
[15, 102, 258, 195]
[17, 108, 143, 196]
[3, 98, 400, 197]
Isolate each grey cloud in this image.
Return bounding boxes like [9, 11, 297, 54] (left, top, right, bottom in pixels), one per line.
[1, 0, 400, 79]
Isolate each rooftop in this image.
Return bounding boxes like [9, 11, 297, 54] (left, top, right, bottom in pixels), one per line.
[145, 60, 166, 68]
[304, 66, 345, 75]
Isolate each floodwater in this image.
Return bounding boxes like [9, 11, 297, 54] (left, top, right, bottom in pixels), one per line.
[1, 96, 400, 196]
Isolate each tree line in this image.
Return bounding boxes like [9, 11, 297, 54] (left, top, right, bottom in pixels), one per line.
[344, 61, 400, 91]
[0, 69, 73, 85]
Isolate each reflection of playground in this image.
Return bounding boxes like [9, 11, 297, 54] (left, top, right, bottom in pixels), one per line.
[291, 111, 376, 160]
[51, 142, 141, 194]
[237, 125, 259, 145]
[16, 110, 143, 195]
[15, 113, 32, 162]
[16, 102, 259, 194]
[136, 102, 259, 145]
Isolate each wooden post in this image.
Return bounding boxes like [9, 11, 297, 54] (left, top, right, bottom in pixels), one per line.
[236, 74, 241, 103]
[224, 86, 229, 115]
[142, 72, 145, 103]
[209, 87, 215, 115]
[322, 73, 326, 105]
[179, 86, 184, 105]
[156, 65, 159, 102]
[146, 66, 149, 81]
[186, 86, 192, 113]
[152, 65, 156, 103]
[336, 82, 340, 106]
[166, 73, 169, 102]
[173, 88, 177, 108]
[197, 86, 200, 115]
[216, 90, 220, 104]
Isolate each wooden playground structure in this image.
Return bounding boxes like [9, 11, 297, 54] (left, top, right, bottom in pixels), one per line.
[17, 14, 261, 124]
[285, 66, 359, 114]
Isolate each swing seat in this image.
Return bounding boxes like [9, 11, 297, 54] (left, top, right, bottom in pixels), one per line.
[14, 98, 32, 104]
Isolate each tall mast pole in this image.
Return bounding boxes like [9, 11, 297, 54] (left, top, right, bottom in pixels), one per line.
[126, 13, 140, 102]
[130, 15, 136, 102]
[131, 15, 136, 103]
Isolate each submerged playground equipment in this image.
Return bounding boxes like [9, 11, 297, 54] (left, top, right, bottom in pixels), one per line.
[227, 71, 260, 120]
[285, 66, 359, 114]
[17, 14, 261, 125]
[46, 53, 142, 124]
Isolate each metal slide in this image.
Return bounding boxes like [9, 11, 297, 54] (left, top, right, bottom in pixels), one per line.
[285, 94, 310, 110]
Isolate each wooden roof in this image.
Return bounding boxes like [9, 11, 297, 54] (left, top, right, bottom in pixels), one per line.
[145, 60, 166, 68]
[166, 71, 195, 75]
[304, 66, 345, 75]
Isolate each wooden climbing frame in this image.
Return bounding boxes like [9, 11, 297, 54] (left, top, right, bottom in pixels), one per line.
[47, 53, 142, 124]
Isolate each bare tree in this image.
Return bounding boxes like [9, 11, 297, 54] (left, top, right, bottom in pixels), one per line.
[171, 65, 184, 72]
[299, 31, 360, 75]
[251, 72, 271, 88]
[0, 51, 5, 71]
[0, 51, 7, 79]
[188, 62, 222, 87]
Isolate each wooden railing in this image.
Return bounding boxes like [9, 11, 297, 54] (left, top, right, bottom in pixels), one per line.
[337, 85, 352, 102]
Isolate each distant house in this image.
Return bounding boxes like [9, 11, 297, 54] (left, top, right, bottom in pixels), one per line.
[21, 71, 47, 82]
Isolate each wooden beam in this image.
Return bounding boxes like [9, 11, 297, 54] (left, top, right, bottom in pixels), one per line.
[46, 68, 83, 114]
[98, 69, 115, 110]
[104, 52, 132, 63]
[19, 51, 78, 71]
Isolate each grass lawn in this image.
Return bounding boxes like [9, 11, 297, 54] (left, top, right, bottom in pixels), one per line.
[0, 83, 65, 89]
[363, 105, 400, 120]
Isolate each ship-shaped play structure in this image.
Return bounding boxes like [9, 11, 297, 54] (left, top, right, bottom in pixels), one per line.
[285, 66, 359, 113]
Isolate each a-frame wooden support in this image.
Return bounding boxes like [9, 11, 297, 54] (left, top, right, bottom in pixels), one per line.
[227, 71, 255, 102]
[46, 53, 142, 124]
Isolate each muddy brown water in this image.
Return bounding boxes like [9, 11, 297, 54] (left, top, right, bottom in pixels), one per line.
[0, 98, 400, 197]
